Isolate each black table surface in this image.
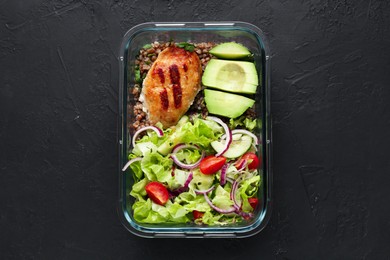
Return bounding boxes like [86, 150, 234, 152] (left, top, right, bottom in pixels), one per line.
[1, 0, 390, 259]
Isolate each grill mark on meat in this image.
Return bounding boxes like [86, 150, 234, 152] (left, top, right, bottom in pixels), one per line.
[169, 64, 180, 85]
[160, 88, 169, 110]
[156, 68, 165, 84]
[169, 64, 182, 108]
[172, 84, 182, 108]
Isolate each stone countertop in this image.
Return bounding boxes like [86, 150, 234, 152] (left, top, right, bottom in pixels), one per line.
[1, 0, 390, 259]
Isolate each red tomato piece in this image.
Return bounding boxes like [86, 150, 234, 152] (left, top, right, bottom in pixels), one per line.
[199, 156, 226, 175]
[145, 181, 169, 205]
[248, 197, 259, 209]
[240, 152, 261, 170]
[192, 210, 204, 220]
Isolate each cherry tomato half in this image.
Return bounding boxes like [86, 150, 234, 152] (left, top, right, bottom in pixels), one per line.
[145, 181, 169, 205]
[199, 156, 226, 175]
[248, 197, 259, 209]
[238, 152, 261, 170]
[192, 210, 204, 220]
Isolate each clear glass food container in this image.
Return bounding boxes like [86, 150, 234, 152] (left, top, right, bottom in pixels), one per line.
[118, 22, 272, 238]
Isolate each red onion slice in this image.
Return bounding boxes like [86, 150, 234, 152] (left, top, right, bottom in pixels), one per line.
[170, 171, 193, 196]
[220, 163, 230, 185]
[226, 177, 234, 184]
[184, 171, 193, 187]
[170, 144, 205, 169]
[132, 126, 163, 148]
[236, 210, 254, 218]
[207, 116, 232, 157]
[235, 159, 247, 171]
[194, 185, 215, 195]
[203, 193, 238, 214]
[231, 175, 245, 209]
[122, 157, 142, 171]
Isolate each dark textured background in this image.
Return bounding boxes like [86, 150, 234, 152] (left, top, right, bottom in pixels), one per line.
[1, 0, 390, 259]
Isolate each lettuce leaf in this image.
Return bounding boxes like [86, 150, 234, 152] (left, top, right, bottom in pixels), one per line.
[188, 169, 214, 191]
[166, 168, 190, 190]
[130, 178, 148, 201]
[201, 211, 240, 226]
[157, 117, 222, 155]
[175, 192, 210, 212]
[212, 185, 234, 210]
[239, 175, 260, 212]
[132, 199, 190, 223]
[174, 147, 202, 164]
[132, 141, 158, 157]
[128, 154, 143, 182]
[229, 116, 259, 131]
[141, 151, 173, 182]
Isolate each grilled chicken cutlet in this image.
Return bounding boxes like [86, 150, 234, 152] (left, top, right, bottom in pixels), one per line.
[141, 46, 202, 128]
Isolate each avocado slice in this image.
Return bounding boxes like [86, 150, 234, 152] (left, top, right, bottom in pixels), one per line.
[209, 42, 251, 59]
[204, 89, 255, 118]
[202, 59, 258, 94]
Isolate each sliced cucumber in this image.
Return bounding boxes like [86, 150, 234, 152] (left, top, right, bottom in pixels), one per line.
[211, 134, 252, 158]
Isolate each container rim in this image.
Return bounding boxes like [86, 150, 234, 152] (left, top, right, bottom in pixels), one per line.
[118, 21, 270, 62]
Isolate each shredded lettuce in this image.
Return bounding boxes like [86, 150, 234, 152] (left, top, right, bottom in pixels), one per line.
[132, 199, 190, 223]
[212, 185, 234, 210]
[128, 154, 143, 182]
[239, 175, 260, 213]
[141, 152, 172, 182]
[201, 210, 240, 226]
[167, 168, 190, 190]
[229, 116, 259, 131]
[189, 169, 214, 191]
[157, 117, 223, 155]
[130, 178, 148, 201]
[174, 148, 202, 164]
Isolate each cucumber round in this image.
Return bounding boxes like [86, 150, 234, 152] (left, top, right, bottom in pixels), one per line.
[211, 134, 252, 158]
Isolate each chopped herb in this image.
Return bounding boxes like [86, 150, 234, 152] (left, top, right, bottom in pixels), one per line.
[142, 43, 152, 49]
[147, 53, 155, 57]
[135, 67, 141, 83]
[176, 42, 195, 52]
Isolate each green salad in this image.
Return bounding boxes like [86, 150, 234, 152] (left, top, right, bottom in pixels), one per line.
[123, 115, 261, 225]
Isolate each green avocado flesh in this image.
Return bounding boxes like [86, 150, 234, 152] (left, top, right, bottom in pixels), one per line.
[209, 42, 251, 59]
[204, 89, 255, 118]
[202, 59, 258, 94]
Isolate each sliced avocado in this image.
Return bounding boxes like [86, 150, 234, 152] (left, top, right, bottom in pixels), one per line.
[211, 135, 252, 158]
[204, 89, 255, 118]
[209, 42, 251, 59]
[202, 59, 258, 94]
